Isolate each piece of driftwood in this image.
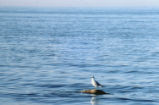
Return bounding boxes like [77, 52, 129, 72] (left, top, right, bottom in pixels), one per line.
[81, 89, 109, 95]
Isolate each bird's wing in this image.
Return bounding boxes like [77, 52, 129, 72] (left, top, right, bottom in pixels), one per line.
[95, 80, 102, 86]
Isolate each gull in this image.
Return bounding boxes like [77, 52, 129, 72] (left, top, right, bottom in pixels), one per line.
[91, 76, 103, 88]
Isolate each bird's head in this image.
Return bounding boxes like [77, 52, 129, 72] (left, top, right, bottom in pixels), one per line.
[90, 75, 94, 78]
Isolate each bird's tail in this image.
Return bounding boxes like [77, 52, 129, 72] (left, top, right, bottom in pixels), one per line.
[99, 84, 104, 87]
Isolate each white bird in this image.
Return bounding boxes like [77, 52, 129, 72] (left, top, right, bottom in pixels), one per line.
[91, 76, 103, 88]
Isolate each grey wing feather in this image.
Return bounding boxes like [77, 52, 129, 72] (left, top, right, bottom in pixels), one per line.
[95, 80, 102, 86]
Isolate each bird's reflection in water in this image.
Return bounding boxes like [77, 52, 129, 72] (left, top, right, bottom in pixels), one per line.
[90, 95, 99, 105]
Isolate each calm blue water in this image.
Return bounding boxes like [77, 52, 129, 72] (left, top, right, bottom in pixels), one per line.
[1, 7, 159, 105]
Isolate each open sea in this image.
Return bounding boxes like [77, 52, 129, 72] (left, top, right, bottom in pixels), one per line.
[1, 7, 159, 105]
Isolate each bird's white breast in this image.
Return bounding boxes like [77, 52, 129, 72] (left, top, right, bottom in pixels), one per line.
[91, 78, 96, 87]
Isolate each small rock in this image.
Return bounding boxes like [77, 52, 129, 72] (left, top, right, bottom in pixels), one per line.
[81, 89, 109, 95]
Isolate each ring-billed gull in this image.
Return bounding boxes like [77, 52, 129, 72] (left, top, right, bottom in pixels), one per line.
[91, 76, 103, 88]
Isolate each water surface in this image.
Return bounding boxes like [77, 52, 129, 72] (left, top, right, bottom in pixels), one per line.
[1, 7, 159, 105]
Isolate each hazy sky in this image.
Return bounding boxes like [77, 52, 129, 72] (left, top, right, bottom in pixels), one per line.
[0, 0, 159, 7]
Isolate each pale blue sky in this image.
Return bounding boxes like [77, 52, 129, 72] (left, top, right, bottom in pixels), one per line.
[0, 0, 159, 7]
